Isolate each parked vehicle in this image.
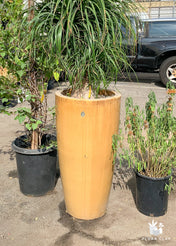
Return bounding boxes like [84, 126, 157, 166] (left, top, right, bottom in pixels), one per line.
[129, 18, 176, 87]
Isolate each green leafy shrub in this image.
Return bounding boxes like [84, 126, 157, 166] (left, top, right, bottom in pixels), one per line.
[114, 87, 176, 183]
[0, 0, 56, 149]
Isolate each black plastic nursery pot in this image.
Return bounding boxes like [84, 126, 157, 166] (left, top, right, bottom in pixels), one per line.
[135, 171, 170, 217]
[12, 135, 57, 196]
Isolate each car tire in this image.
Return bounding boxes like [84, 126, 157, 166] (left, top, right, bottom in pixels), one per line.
[159, 56, 176, 87]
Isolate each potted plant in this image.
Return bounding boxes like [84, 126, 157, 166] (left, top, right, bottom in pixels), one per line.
[0, 0, 58, 196]
[31, 0, 138, 219]
[115, 87, 176, 216]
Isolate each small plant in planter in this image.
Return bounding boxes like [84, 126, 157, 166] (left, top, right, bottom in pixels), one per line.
[115, 86, 176, 216]
[31, 0, 139, 219]
[0, 0, 58, 196]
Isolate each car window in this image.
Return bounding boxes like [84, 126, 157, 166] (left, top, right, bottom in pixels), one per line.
[148, 21, 176, 37]
[120, 17, 139, 39]
[119, 23, 135, 39]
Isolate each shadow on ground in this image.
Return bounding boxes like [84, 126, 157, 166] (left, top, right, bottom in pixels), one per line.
[118, 71, 165, 88]
[55, 199, 150, 246]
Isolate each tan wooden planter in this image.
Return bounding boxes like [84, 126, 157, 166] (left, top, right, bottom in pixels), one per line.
[55, 89, 121, 220]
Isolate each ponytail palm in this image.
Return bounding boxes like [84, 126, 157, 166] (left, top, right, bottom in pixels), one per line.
[31, 0, 138, 93]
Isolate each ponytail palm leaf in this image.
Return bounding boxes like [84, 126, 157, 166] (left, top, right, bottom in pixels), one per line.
[31, 0, 138, 92]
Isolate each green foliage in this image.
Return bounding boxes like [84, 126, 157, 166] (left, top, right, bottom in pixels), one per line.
[43, 140, 57, 150]
[14, 107, 43, 131]
[31, 0, 138, 93]
[115, 88, 176, 187]
[112, 134, 120, 165]
[0, 0, 24, 112]
[0, 0, 27, 77]
[0, 0, 139, 148]
[0, 0, 56, 148]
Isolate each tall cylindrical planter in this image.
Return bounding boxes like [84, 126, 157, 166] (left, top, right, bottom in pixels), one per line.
[135, 171, 170, 217]
[55, 89, 121, 220]
[12, 135, 57, 196]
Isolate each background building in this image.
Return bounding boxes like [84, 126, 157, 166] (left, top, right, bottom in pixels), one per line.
[136, 0, 176, 18]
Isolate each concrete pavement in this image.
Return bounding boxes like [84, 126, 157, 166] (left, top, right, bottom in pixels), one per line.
[0, 77, 176, 246]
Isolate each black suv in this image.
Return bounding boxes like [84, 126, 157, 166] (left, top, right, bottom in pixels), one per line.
[131, 18, 176, 86]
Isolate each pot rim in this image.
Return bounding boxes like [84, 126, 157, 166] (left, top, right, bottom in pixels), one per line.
[134, 169, 171, 181]
[12, 135, 57, 155]
[55, 88, 121, 102]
